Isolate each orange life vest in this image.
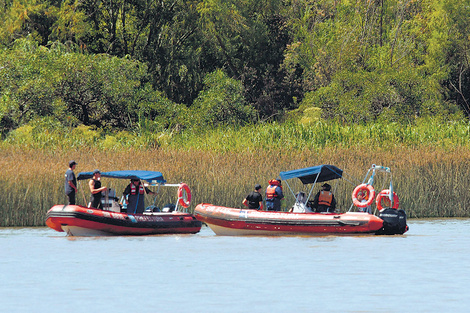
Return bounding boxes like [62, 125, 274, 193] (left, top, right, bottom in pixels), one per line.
[130, 184, 145, 195]
[266, 185, 278, 200]
[318, 191, 333, 206]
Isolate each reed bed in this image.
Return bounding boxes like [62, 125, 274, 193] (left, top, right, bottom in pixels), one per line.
[1, 144, 469, 226]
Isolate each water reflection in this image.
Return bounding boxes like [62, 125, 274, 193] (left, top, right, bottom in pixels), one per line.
[1, 220, 469, 312]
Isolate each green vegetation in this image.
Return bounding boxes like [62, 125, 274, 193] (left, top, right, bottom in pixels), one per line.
[1, 1, 470, 226]
[1, 0, 470, 136]
[3, 117, 469, 151]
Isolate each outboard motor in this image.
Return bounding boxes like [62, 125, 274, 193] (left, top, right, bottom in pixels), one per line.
[376, 208, 408, 235]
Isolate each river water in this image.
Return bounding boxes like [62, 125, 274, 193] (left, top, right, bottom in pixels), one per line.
[1, 219, 469, 313]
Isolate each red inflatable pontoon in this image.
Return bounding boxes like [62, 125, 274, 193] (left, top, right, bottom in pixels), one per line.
[195, 204, 384, 236]
[47, 170, 201, 236]
[47, 205, 201, 236]
[195, 164, 408, 236]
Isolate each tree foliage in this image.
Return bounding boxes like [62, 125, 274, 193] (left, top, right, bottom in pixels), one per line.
[284, 0, 469, 123]
[191, 69, 256, 127]
[1, 0, 470, 138]
[0, 39, 184, 134]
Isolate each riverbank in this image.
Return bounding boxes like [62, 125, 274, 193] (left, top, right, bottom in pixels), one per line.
[1, 145, 469, 226]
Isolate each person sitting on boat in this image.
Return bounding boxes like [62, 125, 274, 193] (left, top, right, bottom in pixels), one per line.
[265, 179, 284, 211]
[356, 191, 372, 214]
[88, 169, 108, 209]
[123, 179, 155, 214]
[242, 184, 264, 210]
[312, 183, 336, 213]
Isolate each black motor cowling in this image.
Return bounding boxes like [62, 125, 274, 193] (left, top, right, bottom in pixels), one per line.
[376, 208, 408, 235]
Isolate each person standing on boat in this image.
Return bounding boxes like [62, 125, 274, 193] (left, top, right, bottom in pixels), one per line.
[242, 184, 264, 210]
[123, 179, 155, 214]
[64, 160, 78, 205]
[312, 183, 336, 213]
[88, 169, 107, 209]
[265, 179, 284, 211]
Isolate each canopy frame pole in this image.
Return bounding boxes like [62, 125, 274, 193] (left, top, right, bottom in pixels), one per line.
[284, 173, 319, 205]
[306, 175, 320, 204]
[283, 180, 296, 202]
[151, 183, 162, 207]
[78, 181, 88, 207]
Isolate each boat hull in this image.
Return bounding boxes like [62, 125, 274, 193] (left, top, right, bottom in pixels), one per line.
[194, 203, 384, 236]
[46, 205, 202, 236]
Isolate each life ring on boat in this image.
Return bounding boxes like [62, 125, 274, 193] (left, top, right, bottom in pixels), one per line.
[177, 183, 192, 208]
[376, 189, 399, 211]
[352, 184, 375, 208]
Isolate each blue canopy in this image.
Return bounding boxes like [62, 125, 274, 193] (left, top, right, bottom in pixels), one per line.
[279, 165, 343, 185]
[77, 170, 166, 183]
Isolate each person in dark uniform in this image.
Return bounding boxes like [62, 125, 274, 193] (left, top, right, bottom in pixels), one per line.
[122, 179, 155, 214]
[242, 184, 264, 210]
[88, 169, 107, 209]
[64, 160, 78, 205]
[312, 183, 336, 213]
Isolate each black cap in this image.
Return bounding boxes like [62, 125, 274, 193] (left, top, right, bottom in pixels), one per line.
[93, 169, 100, 174]
[69, 160, 77, 167]
[254, 184, 261, 190]
[321, 183, 331, 191]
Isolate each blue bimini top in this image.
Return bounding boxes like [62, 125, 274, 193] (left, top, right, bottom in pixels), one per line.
[279, 165, 343, 185]
[77, 170, 166, 184]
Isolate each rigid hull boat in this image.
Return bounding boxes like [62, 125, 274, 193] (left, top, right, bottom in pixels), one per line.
[195, 164, 408, 236]
[46, 170, 201, 236]
[47, 205, 201, 236]
[194, 204, 384, 236]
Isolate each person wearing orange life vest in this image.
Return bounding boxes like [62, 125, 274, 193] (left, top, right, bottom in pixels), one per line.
[265, 179, 284, 211]
[312, 183, 336, 213]
[122, 179, 155, 214]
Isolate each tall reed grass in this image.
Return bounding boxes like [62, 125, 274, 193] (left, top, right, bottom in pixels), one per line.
[1, 143, 469, 226]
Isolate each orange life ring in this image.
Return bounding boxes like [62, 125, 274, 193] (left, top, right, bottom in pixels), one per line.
[177, 183, 192, 208]
[352, 184, 375, 208]
[376, 189, 399, 211]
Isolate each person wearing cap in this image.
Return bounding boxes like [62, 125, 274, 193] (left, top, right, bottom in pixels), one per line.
[64, 160, 78, 205]
[312, 183, 336, 213]
[356, 191, 372, 214]
[88, 169, 107, 209]
[265, 179, 284, 211]
[122, 179, 155, 214]
[242, 184, 264, 210]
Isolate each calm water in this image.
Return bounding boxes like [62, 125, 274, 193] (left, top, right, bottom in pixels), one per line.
[1, 219, 469, 313]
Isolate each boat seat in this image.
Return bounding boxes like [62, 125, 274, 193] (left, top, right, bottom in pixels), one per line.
[101, 188, 121, 212]
[295, 192, 307, 204]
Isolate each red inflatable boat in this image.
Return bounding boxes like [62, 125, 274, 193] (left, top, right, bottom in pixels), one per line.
[195, 164, 408, 236]
[46, 170, 201, 236]
[195, 204, 384, 236]
[46, 205, 201, 236]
